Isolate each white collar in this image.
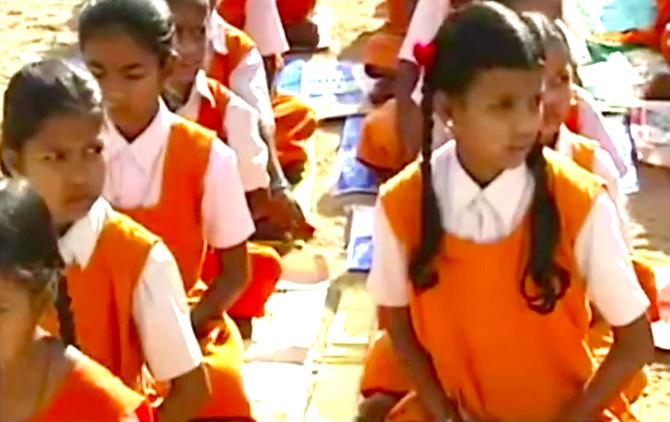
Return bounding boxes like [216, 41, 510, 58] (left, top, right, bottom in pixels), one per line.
[179, 70, 216, 116]
[208, 11, 229, 55]
[102, 99, 174, 173]
[436, 141, 533, 230]
[59, 198, 113, 268]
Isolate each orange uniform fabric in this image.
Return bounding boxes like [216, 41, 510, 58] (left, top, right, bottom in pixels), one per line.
[119, 118, 252, 420]
[363, 0, 412, 72]
[380, 151, 636, 421]
[206, 22, 316, 171]
[216, 0, 247, 29]
[360, 331, 412, 398]
[272, 93, 316, 169]
[41, 212, 156, 389]
[201, 242, 282, 319]
[31, 349, 153, 422]
[197, 77, 233, 139]
[277, 0, 316, 26]
[217, 0, 316, 27]
[357, 99, 410, 173]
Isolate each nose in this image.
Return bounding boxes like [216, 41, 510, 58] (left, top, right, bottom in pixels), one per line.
[98, 76, 127, 107]
[514, 101, 542, 140]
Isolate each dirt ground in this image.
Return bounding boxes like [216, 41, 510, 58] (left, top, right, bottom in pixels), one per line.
[1, 0, 669, 419]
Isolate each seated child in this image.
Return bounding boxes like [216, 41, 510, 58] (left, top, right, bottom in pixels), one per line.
[77, 0, 256, 418]
[165, 0, 291, 335]
[363, 0, 417, 105]
[367, 3, 653, 421]
[0, 178, 153, 422]
[2, 58, 210, 422]
[207, 5, 317, 183]
[213, 0, 289, 84]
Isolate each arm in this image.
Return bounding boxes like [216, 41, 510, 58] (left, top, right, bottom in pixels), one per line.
[191, 243, 250, 337]
[561, 316, 653, 420]
[229, 49, 277, 135]
[245, 0, 289, 87]
[562, 194, 654, 419]
[385, 306, 461, 421]
[157, 366, 210, 422]
[132, 243, 210, 421]
[191, 141, 255, 334]
[395, 60, 422, 161]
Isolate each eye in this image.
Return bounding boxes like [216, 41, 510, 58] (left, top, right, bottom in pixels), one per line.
[84, 145, 104, 158]
[40, 151, 66, 162]
[124, 72, 145, 81]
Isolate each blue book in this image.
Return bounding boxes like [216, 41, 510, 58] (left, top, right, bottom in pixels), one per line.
[346, 206, 375, 273]
[332, 116, 378, 198]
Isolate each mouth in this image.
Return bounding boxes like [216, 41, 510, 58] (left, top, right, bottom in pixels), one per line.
[64, 194, 95, 211]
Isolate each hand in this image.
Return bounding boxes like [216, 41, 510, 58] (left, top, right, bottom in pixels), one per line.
[267, 188, 314, 240]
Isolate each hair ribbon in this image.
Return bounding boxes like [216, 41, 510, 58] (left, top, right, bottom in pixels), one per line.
[413, 42, 436, 70]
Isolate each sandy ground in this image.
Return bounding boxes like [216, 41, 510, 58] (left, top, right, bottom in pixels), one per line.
[1, 0, 669, 420]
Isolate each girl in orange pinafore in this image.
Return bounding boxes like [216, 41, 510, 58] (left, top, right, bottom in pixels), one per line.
[166, 0, 308, 337]
[2, 58, 211, 421]
[0, 179, 153, 422]
[207, 4, 317, 180]
[77, 0, 256, 419]
[367, 3, 653, 421]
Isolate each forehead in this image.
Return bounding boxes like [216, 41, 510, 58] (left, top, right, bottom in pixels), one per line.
[171, 1, 208, 26]
[82, 32, 161, 68]
[0, 278, 29, 302]
[464, 68, 543, 100]
[23, 113, 102, 151]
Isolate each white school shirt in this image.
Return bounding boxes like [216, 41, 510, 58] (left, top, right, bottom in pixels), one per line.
[59, 198, 202, 381]
[176, 69, 270, 192]
[208, 11, 277, 133]
[367, 142, 649, 327]
[101, 99, 255, 250]
[243, 0, 290, 56]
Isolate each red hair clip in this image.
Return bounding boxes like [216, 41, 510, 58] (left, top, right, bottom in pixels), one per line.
[413, 42, 436, 70]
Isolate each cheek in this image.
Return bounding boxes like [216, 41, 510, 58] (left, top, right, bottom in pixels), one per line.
[0, 309, 33, 361]
[22, 163, 65, 213]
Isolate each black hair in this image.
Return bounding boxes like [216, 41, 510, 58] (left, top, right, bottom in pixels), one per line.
[0, 178, 77, 345]
[2, 58, 102, 155]
[78, 0, 175, 65]
[521, 12, 581, 85]
[410, 1, 566, 314]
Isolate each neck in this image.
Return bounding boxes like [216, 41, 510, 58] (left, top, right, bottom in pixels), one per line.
[164, 79, 195, 112]
[0, 334, 40, 384]
[114, 100, 160, 143]
[456, 148, 502, 188]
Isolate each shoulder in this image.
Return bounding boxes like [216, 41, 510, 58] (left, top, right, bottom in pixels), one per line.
[169, 116, 217, 158]
[380, 161, 423, 246]
[543, 147, 605, 239]
[103, 210, 160, 249]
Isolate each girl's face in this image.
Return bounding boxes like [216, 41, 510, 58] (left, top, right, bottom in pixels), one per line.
[438, 68, 543, 182]
[540, 44, 573, 142]
[82, 32, 172, 138]
[12, 114, 104, 229]
[169, 2, 209, 89]
[0, 278, 42, 363]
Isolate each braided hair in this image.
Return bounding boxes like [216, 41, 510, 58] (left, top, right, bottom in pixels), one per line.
[409, 1, 566, 313]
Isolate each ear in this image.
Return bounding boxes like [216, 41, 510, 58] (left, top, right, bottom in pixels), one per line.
[433, 91, 455, 128]
[1, 148, 20, 177]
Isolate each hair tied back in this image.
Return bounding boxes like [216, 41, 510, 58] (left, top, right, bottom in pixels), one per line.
[413, 42, 436, 70]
